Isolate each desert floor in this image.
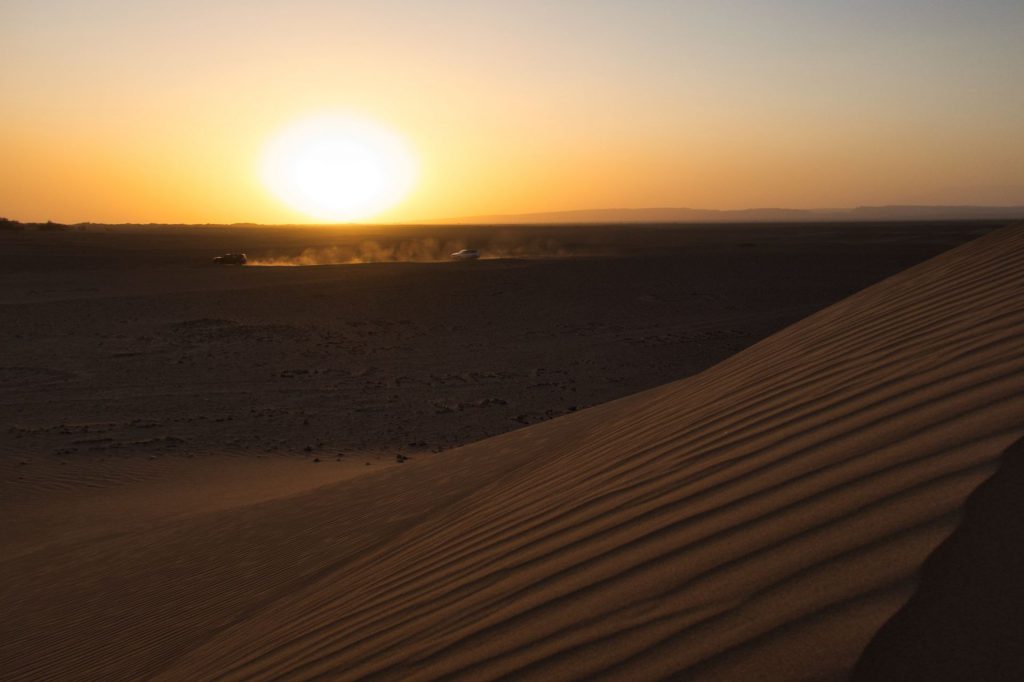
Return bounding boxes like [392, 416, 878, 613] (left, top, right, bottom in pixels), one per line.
[1, 220, 1019, 680]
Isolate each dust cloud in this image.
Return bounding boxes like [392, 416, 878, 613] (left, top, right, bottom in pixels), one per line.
[247, 235, 571, 266]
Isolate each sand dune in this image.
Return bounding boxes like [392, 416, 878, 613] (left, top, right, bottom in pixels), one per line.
[853, 434, 1024, 680]
[154, 226, 1023, 680]
[2, 225, 1022, 681]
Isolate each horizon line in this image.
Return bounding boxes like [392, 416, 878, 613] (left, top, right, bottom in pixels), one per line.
[5, 203, 1024, 228]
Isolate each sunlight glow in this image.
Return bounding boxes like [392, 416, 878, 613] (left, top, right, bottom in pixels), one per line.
[261, 115, 416, 222]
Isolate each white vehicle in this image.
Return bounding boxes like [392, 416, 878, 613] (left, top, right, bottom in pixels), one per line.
[450, 249, 480, 260]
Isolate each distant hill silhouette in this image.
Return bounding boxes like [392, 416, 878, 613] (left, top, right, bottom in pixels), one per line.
[428, 205, 1024, 224]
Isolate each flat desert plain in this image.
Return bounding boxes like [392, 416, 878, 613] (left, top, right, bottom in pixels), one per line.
[1, 220, 1022, 680]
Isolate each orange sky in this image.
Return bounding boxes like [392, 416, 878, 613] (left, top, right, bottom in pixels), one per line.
[2, 1, 1023, 224]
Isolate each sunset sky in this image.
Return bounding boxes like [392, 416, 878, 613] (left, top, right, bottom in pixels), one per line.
[3, 0, 1023, 224]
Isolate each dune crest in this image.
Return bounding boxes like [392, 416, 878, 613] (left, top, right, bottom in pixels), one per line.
[148, 226, 1023, 680]
[853, 435, 1024, 680]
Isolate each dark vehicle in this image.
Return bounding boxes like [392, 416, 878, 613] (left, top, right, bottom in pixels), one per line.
[450, 249, 480, 260]
[213, 253, 247, 265]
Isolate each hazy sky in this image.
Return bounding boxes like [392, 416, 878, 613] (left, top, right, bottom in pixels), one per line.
[3, 0, 1022, 223]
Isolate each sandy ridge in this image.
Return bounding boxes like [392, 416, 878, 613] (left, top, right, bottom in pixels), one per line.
[149, 226, 1024, 680]
[853, 435, 1024, 680]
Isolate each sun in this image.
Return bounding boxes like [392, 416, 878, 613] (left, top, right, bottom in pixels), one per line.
[261, 114, 416, 222]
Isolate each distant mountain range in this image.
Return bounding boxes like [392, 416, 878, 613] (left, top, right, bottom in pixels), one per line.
[428, 205, 1024, 224]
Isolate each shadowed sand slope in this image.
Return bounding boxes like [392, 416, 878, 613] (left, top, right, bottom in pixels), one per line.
[1, 226, 1021, 681]
[149, 225, 1024, 681]
[853, 435, 1024, 681]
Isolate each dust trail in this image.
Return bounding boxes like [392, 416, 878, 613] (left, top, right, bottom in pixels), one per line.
[248, 239, 465, 266]
[247, 236, 571, 266]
